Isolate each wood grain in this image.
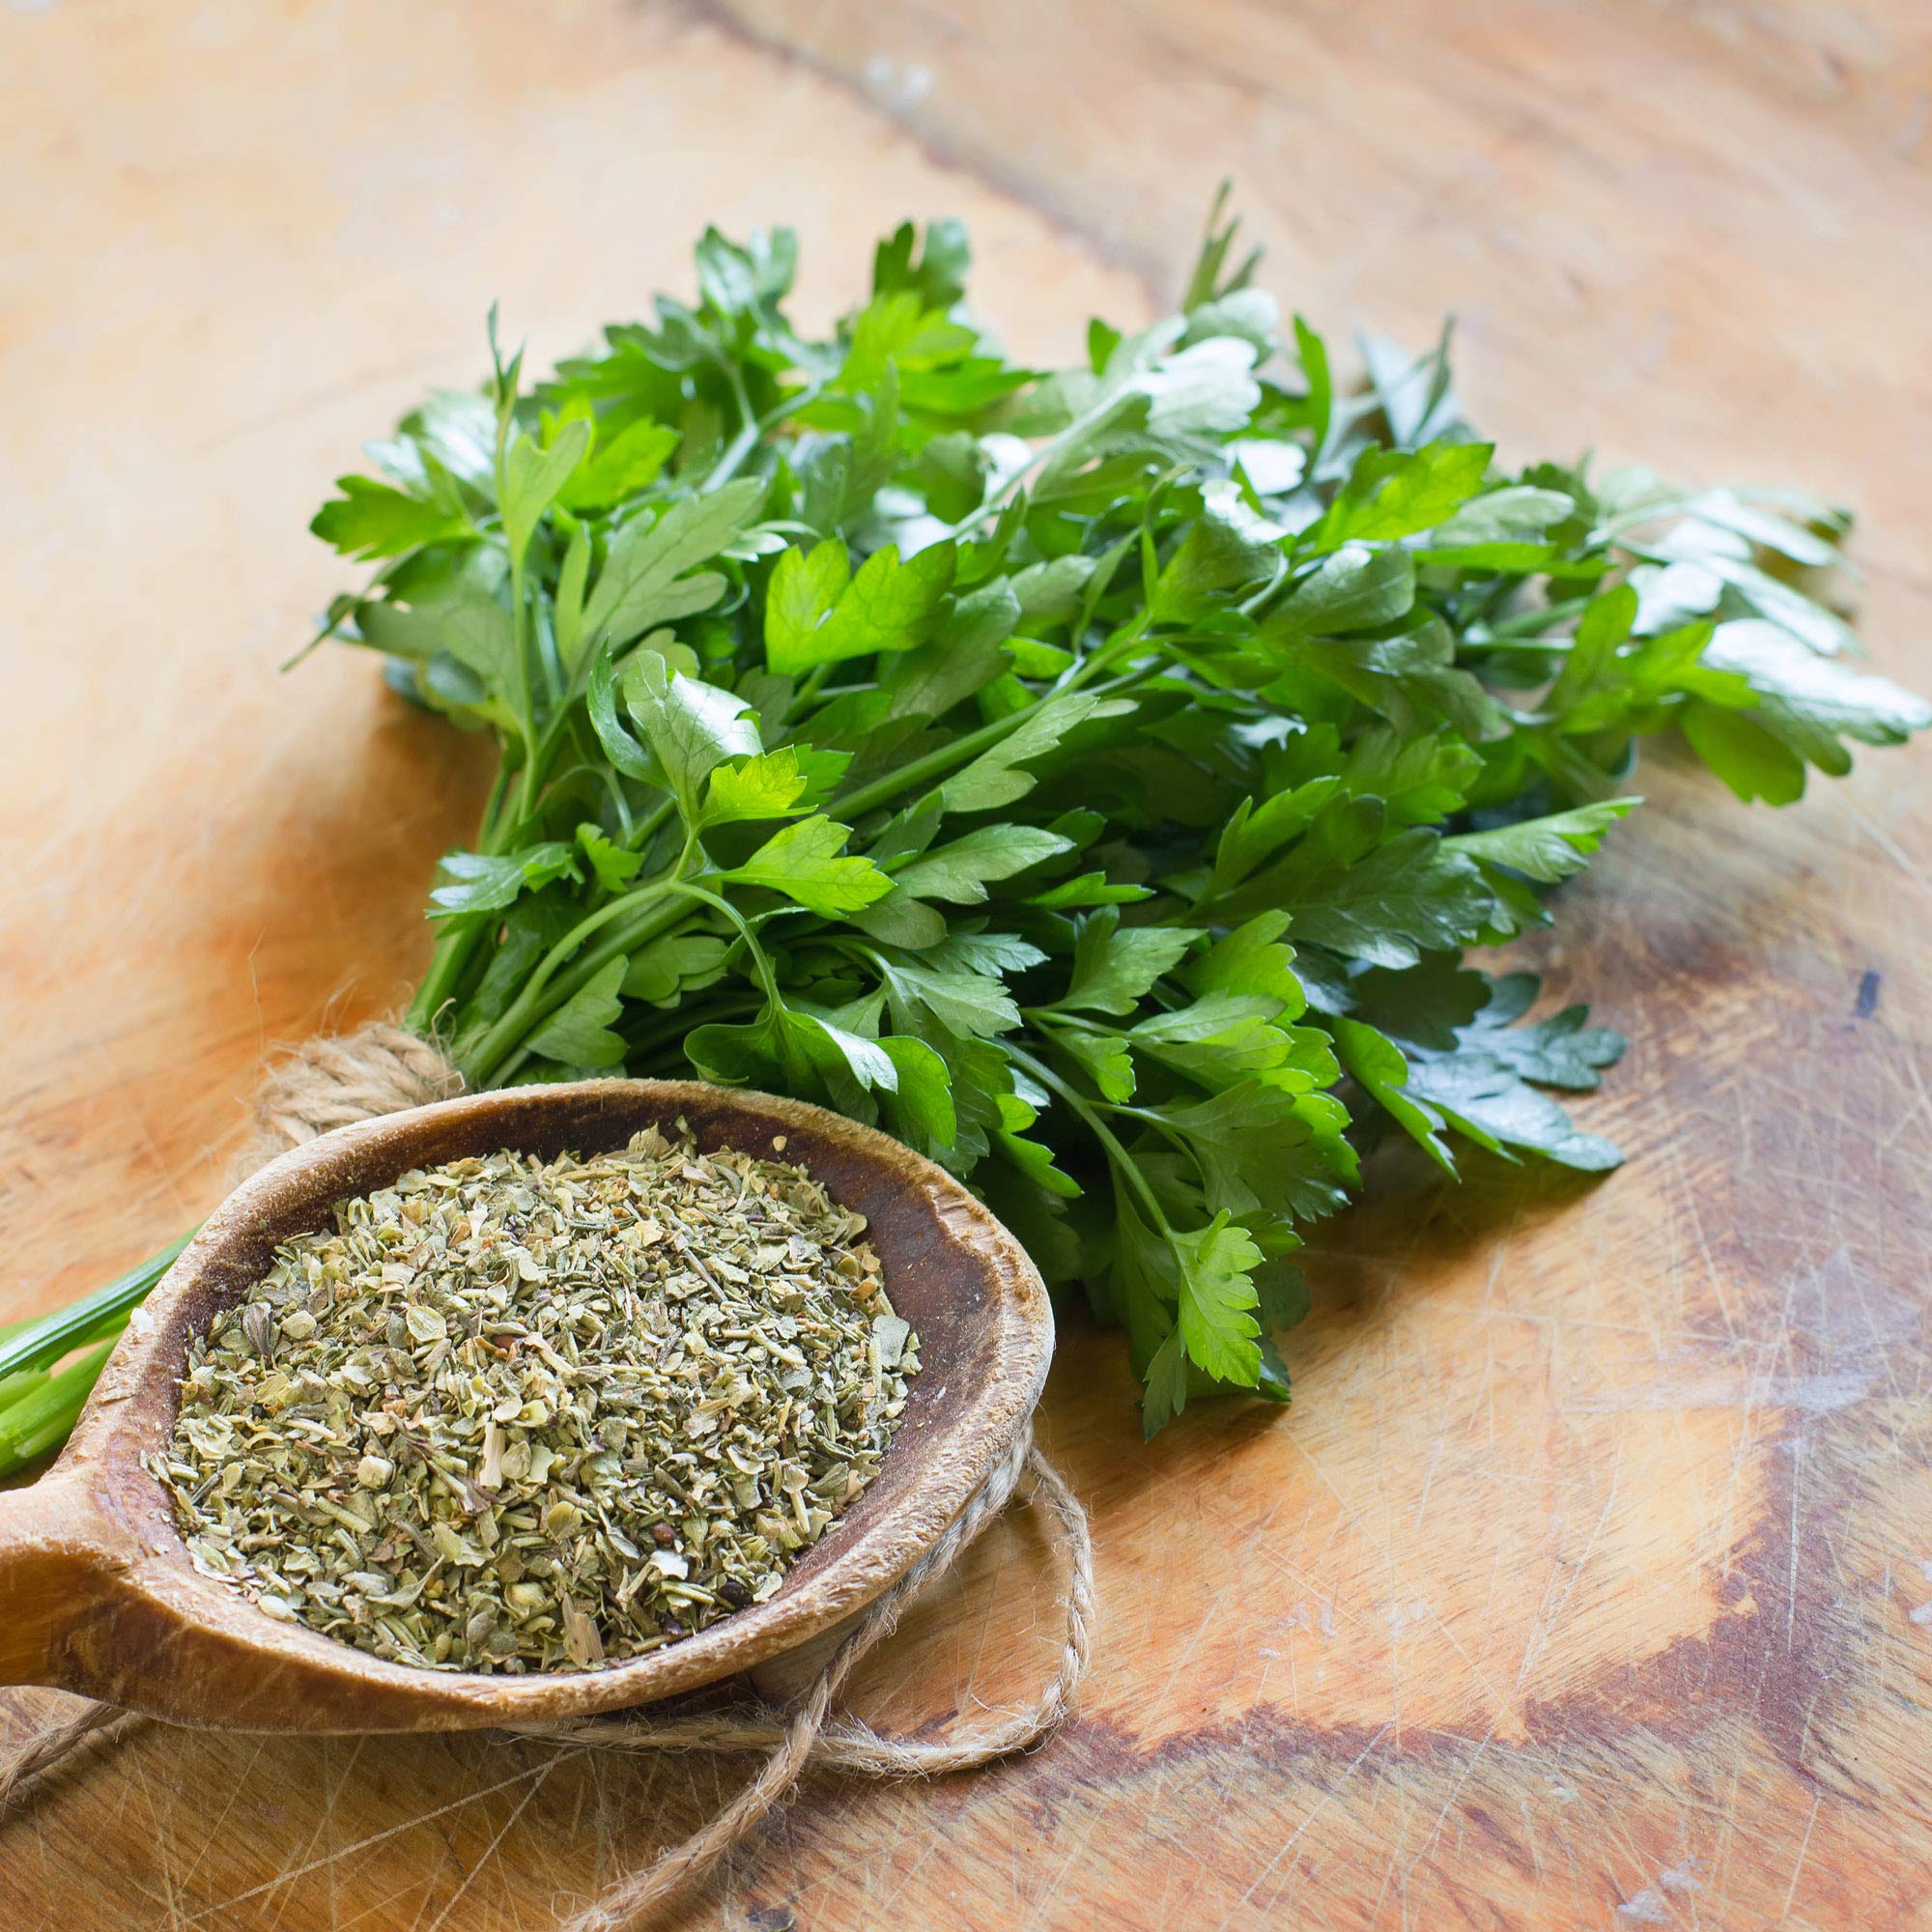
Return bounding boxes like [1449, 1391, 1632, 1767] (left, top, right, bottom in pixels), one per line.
[2, 0, 1928, 1924]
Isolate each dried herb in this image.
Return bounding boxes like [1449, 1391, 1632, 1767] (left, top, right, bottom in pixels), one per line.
[144, 1125, 919, 1673]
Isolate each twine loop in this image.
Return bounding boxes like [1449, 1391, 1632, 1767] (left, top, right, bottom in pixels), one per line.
[0, 1023, 1094, 1928]
[517, 1424, 1094, 1930]
[236, 1022, 466, 1175]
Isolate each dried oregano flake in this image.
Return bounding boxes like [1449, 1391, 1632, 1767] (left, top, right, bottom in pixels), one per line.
[144, 1123, 920, 1673]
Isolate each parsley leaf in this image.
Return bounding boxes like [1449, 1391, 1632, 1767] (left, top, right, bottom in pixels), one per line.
[1054, 908, 1200, 1016]
[890, 824, 1074, 903]
[621, 651, 761, 814]
[1445, 799, 1639, 883]
[724, 817, 892, 918]
[765, 538, 955, 673]
[941, 692, 1137, 812]
[1314, 440, 1494, 549]
[311, 471, 470, 560]
[1172, 1215, 1264, 1384]
[582, 479, 764, 649]
[1258, 826, 1495, 968]
[699, 748, 819, 827]
[429, 842, 580, 920]
[523, 957, 627, 1069]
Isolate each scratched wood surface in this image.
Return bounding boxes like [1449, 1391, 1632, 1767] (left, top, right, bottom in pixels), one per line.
[3, 0, 1930, 1925]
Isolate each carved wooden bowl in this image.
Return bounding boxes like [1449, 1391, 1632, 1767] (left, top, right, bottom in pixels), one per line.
[0, 1081, 1052, 1732]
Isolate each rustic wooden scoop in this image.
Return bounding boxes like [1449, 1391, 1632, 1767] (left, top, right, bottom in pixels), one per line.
[0, 1080, 1052, 1733]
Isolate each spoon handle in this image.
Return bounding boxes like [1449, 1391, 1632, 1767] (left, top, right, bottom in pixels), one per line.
[0, 1471, 121, 1691]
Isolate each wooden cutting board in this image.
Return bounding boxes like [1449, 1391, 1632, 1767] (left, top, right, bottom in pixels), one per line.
[3, 2, 1928, 1924]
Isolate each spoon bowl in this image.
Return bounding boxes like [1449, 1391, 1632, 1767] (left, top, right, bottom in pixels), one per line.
[0, 1080, 1051, 1732]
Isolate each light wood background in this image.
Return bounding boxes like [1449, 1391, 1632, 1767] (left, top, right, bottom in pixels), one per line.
[4, 2, 1930, 1925]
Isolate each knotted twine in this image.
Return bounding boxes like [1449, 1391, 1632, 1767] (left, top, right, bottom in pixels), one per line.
[0, 1024, 1094, 1928]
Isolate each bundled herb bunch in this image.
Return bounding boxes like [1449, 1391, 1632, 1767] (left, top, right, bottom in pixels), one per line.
[2, 201, 1923, 1455]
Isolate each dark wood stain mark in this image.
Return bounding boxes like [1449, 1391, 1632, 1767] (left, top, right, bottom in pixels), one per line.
[841, 1244, 1931, 1899]
[1854, 968, 1882, 1018]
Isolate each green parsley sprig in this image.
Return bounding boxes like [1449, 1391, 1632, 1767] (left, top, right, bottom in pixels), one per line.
[1, 195, 1922, 1460]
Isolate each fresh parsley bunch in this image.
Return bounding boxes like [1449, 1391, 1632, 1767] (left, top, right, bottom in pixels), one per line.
[2, 199, 1922, 1459]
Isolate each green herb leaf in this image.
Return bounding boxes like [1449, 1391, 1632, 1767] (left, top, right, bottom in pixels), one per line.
[764, 538, 956, 675]
[1264, 828, 1495, 969]
[1150, 480, 1286, 622]
[941, 693, 1136, 812]
[1055, 908, 1199, 1016]
[1406, 1052, 1624, 1171]
[582, 478, 765, 649]
[1148, 1080, 1357, 1219]
[1445, 798, 1639, 883]
[1333, 1016, 1456, 1171]
[699, 748, 818, 827]
[1058, 1026, 1137, 1102]
[873, 940, 1032, 1038]
[1701, 620, 1931, 774]
[1272, 542, 1416, 635]
[1171, 1214, 1264, 1385]
[577, 822, 643, 892]
[311, 473, 469, 560]
[724, 817, 893, 918]
[500, 418, 592, 571]
[556, 417, 679, 513]
[621, 650, 761, 816]
[523, 957, 627, 1067]
[1314, 440, 1493, 549]
[623, 933, 729, 1005]
[890, 825, 1074, 904]
[429, 842, 581, 920]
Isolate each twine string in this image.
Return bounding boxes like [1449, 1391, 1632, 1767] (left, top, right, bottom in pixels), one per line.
[0, 1703, 145, 1806]
[0, 1025, 1094, 1927]
[235, 1022, 465, 1177]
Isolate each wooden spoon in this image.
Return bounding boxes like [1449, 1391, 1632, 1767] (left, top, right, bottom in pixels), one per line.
[0, 1080, 1052, 1733]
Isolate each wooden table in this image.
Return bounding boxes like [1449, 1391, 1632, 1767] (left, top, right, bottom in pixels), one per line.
[4, 2, 1929, 1924]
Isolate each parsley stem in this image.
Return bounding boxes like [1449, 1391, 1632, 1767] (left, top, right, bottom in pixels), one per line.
[667, 881, 781, 1005]
[948, 390, 1127, 539]
[791, 664, 832, 713]
[491, 922, 761, 1088]
[833, 667, 1150, 823]
[624, 992, 760, 1066]
[705, 425, 762, 497]
[407, 719, 532, 1033]
[492, 383, 547, 831]
[477, 760, 515, 849]
[409, 924, 484, 1034]
[1072, 610, 1152, 684]
[496, 893, 696, 1062]
[833, 714, 1015, 821]
[0, 1233, 192, 1387]
[0, 1338, 122, 1480]
[702, 377, 824, 493]
[1480, 595, 1592, 641]
[1005, 1042, 1172, 1236]
[462, 879, 687, 1088]
[624, 797, 677, 854]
